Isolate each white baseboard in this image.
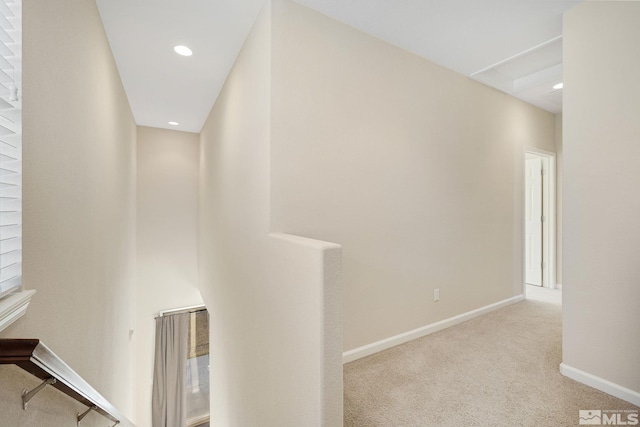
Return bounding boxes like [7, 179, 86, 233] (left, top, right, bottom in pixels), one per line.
[0, 290, 36, 333]
[555, 283, 563, 290]
[560, 363, 640, 407]
[343, 294, 525, 364]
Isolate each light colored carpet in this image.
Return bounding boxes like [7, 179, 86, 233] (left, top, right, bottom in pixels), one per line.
[344, 286, 639, 426]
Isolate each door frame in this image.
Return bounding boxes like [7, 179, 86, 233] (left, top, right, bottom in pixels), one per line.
[524, 147, 557, 290]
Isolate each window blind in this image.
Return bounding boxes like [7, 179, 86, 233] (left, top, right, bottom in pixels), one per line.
[0, 0, 21, 298]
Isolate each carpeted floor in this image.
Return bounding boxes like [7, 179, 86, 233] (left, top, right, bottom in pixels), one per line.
[344, 286, 639, 426]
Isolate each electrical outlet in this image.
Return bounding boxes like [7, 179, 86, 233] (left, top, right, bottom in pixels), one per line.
[434, 288, 440, 302]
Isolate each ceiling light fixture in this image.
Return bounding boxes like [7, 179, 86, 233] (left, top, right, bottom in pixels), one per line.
[553, 82, 563, 90]
[168, 121, 179, 126]
[173, 45, 193, 57]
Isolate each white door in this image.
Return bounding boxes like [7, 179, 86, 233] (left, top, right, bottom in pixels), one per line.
[525, 157, 543, 286]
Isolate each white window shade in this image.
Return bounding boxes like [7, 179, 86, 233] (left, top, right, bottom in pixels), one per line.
[0, 0, 21, 299]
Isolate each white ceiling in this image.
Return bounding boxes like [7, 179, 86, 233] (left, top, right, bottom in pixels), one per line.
[96, 0, 581, 133]
[95, 0, 265, 133]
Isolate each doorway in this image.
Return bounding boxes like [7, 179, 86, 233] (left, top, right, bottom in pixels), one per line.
[524, 149, 556, 289]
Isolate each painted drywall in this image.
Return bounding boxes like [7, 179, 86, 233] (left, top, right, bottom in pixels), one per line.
[199, 2, 342, 425]
[270, 0, 556, 351]
[136, 126, 202, 426]
[199, 5, 272, 423]
[265, 233, 343, 427]
[563, 2, 640, 394]
[0, 0, 137, 422]
[555, 114, 563, 286]
[0, 365, 108, 427]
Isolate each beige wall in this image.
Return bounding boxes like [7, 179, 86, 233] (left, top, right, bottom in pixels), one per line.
[199, 2, 342, 425]
[563, 1, 640, 395]
[199, 7, 272, 423]
[555, 114, 563, 285]
[0, 365, 109, 427]
[0, 0, 137, 422]
[270, 0, 556, 351]
[136, 126, 202, 426]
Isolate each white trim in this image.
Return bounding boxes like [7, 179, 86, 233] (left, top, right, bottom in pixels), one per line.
[0, 290, 36, 333]
[343, 295, 525, 364]
[555, 283, 562, 290]
[524, 148, 557, 290]
[471, 36, 563, 76]
[560, 363, 640, 407]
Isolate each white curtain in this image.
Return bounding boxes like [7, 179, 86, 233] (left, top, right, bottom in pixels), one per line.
[152, 313, 189, 427]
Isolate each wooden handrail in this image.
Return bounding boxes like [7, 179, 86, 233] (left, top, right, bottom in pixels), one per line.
[0, 338, 135, 426]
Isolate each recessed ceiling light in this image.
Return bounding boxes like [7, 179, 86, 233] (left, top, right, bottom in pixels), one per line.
[173, 45, 193, 57]
[168, 121, 179, 126]
[553, 82, 563, 90]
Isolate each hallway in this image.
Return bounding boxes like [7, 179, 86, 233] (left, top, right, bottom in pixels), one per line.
[344, 287, 638, 426]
